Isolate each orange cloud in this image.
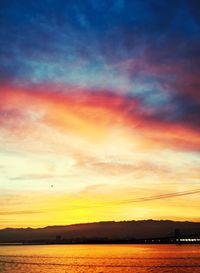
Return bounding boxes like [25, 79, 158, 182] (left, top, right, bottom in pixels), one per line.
[1, 84, 200, 152]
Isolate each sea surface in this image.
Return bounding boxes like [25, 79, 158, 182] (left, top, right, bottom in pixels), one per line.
[0, 244, 200, 273]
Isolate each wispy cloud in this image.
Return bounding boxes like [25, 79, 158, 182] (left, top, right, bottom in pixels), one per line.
[9, 174, 68, 181]
[0, 210, 41, 215]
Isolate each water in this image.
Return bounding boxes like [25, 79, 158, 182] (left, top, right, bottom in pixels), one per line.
[0, 244, 199, 273]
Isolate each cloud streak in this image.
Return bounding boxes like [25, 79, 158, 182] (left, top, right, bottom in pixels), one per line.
[121, 189, 200, 203]
[0, 210, 41, 216]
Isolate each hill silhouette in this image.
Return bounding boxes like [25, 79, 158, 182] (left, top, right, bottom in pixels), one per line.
[0, 220, 200, 243]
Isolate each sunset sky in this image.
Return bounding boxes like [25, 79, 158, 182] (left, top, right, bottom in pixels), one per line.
[0, 0, 200, 228]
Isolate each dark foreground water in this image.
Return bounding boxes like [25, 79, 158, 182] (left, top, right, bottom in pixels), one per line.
[0, 244, 200, 273]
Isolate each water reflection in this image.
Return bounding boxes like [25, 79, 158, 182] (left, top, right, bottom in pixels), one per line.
[0, 244, 200, 273]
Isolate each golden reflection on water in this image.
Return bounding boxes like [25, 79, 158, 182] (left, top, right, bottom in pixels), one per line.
[0, 244, 200, 273]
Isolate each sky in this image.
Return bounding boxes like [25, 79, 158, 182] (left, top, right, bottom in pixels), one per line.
[0, 0, 200, 228]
